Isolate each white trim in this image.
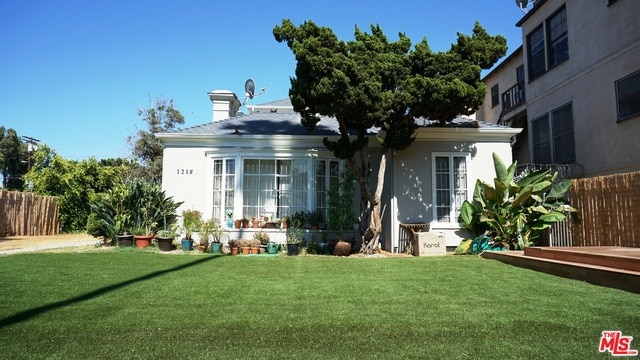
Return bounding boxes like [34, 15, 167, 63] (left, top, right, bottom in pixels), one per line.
[414, 127, 521, 142]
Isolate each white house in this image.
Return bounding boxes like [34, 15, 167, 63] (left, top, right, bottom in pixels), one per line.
[157, 90, 521, 252]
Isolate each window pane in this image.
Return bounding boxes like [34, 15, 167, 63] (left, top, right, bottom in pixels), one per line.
[433, 155, 468, 223]
[552, 104, 576, 163]
[617, 70, 640, 120]
[527, 26, 546, 79]
[212, 159, 234, 222]
[532, 115, 552, 164]
[548, 7, 569, 67]
[243, 158, 308, 219]
[491, 84, 499, 107]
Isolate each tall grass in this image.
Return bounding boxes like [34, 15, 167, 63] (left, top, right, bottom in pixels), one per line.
[0, 251, 638, 359]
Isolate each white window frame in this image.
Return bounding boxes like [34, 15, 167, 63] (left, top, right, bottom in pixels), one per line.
[431, 153, 471, 227]
[207, 149, 343, 224]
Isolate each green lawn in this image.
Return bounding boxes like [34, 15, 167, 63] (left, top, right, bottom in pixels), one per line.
[0, 250, 638, 359]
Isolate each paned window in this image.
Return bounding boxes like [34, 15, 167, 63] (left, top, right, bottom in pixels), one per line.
[552, 104, 576, 163]
[616, 70, 640, 121]
[242, 158, 308, 220]
[315, 159, 341, 218]
[212, 159, 235, 223]
[532, 115, 552, 164]
[547, 7, 569, 68]
[527, 25, 546, 80]
[491, 84, 500, 108]
[433, 154, 469, 224]
[532, 103, 575, 164]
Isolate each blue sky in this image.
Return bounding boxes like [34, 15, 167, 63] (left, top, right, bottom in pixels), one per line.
[0, 0, 526, 160]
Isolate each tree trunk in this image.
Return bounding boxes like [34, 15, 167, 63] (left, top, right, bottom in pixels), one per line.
[347, 150, 387, 255]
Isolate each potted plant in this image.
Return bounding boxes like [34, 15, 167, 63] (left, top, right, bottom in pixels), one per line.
[228, 239, 238, 255]
[282, 216, 291, 229]
[249, 239, 261, 254]
[181, 209, 202, 251]
[123, 179, 182, 249]
[285, 224, 304, 256]
[308, 209, 325, 230]
[225, 209, 234, 228]
[156, 224, 178, 252]
[238, 239, 251, 254]
[86, 193, 115, 246]
[114, 214, 133, 246]
[211, 220, 228, 254]
[241, 217, 250, 228]
[200, 218, 222, 252]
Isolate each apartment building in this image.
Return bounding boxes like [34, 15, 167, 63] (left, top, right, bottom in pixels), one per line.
[477, 0, 640, 177]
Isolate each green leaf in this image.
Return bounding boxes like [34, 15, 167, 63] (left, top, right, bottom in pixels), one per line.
[516, 168, 549, 188]
[512, 185, 533, 208]
[493, 153, 508, 183]
[538, 211, 566, 223]
[547, 180, 572, 199]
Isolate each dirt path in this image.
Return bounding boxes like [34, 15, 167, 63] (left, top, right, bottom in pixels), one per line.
[0, 233, 97, 253]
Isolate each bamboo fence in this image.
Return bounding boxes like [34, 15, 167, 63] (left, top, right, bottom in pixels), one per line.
[544, 171, 640, 248]
[0, 190, 60, 236]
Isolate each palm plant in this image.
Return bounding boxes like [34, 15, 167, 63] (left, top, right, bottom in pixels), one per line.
[459, 153, 576, 250]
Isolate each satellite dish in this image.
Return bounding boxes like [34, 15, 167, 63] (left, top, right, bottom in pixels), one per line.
[516, 0, 533, 12]
[245, 79, 255, 99]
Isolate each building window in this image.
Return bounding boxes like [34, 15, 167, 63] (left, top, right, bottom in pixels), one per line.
[616, 70, 640, 121]
[526, 6, 569, 81]
[532, 103, 575, 164]
[547, 7, 569, 68]
[491, 84, 500, 108]
[527, 25, 546, 80]
[242, 158, 308, 220]
[532, 115, 552, 164]
[552, 104, 576, 163]
[212, 159, 235, 223]
[433, 154, 469, 224]
[315, 159, 341, 218]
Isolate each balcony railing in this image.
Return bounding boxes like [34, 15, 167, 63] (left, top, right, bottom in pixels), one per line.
[516, 163, 584, 180]
[501, 81, 526, 114]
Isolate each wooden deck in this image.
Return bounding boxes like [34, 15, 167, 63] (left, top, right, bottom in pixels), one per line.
[481, 246, 640, 294]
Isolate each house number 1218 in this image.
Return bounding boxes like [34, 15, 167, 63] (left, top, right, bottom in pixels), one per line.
[177, 169, 193, 175]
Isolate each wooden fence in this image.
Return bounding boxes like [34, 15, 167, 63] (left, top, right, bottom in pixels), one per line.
[0, 190, 60, 236]
[543, 171, 640, 248]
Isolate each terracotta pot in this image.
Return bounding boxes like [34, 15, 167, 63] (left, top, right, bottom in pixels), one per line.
[250, 246, 260, 254]
[231, 246, 239, 255]
[134, 234, 153, 249]
[234, 220, 241, 228]
[333, 240, 351, 256]
[241, 246, 251, 254]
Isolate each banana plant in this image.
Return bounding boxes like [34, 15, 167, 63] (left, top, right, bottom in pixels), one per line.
[460, 153, 576, 250]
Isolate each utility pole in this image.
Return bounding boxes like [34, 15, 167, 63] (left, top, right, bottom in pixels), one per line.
[21, 136, 40, 171]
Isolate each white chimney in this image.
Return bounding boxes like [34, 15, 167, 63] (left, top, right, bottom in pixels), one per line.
[207, 90, 241, 122]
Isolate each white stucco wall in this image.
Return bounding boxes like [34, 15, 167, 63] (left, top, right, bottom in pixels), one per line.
[385, 129, 518, 249]
[162, 146, 210, 217]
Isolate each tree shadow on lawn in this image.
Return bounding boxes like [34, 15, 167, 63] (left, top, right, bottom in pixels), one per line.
[0, 255, 221, 329]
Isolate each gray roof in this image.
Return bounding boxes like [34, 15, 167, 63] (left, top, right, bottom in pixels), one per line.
[172, 98, 514, 136]
[178, 111, 344, 136]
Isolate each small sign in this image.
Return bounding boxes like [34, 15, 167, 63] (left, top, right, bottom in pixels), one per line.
[414, 232, 446, 256]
